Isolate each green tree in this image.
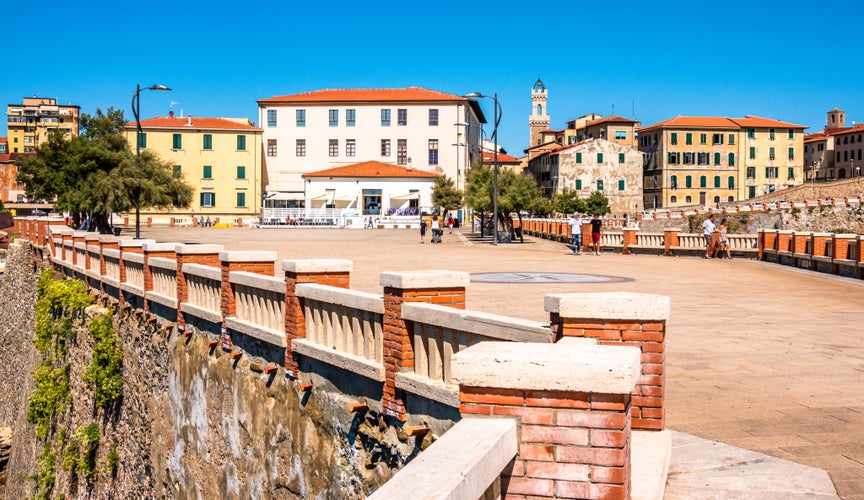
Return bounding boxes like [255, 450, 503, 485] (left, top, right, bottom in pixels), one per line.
[464, 165, 545, 242]
[553, 189, 587, 216]
[16, 108, 192, 234]
[430, 175, 463, 216]
[584, 191, 611, 215]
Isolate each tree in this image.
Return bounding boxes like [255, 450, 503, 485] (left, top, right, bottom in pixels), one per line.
[430, 175, 463, 216]
[17, 108, 192, 234]
[553, 189, 587, 216]
[464, 165, 546, 242]
[584, 191, 611, 215]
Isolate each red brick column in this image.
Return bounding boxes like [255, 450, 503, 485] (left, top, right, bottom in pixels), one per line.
[622, 228, 637, 255]
[547, 292, 670, 431]
[175, 244, 224, 326]
[220, 251, 277, 350]
[282, 259, 353, 377]
[663, 228, 679, 256]
[453, 341, 641, 499]
[776, 230, 793, 256]
[812, 233, 830, 259]
[380, 270, 468, 421]
[581, 223, 592, 252]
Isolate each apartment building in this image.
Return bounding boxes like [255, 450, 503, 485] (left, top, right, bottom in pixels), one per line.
[257, 87, 484, 210]
[124, 116, 263, 220]
[6, 96, 79, 153]
[639, 116, 805, 208]
[832, 124, 864, 179]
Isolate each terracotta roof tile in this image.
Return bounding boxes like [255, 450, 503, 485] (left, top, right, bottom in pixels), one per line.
[126, 117, 261, 131]
[585, 115, 639, 127]
[729, 115, 806, 129]
[303, 160, 439, 178]
[640, 116, 740, 131]
[258, 86, 468, 104]
[831, 123, 864, 137]
[481, 151, 521, 163]
[0, 137, 7, 144]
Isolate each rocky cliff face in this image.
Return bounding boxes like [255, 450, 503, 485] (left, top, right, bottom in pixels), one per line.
[0, 244, 421, 499]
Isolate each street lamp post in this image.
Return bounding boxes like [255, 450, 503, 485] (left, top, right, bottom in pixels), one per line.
[465, 92, 502, 244]
[131, 83, 172, 238]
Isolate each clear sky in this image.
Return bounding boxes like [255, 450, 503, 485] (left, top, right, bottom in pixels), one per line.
[3, 0, 863, 156]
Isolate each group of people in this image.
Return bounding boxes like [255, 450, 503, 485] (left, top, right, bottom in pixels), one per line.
[196, 217, 213, 227]
[418, 214, 454, 244]
[701, 214, 732, 259]
[568, 213, 603, 255]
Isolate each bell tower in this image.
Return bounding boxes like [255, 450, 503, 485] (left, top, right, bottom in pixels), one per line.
[529, 78, 550, 148]
[827, 108, 845, 129]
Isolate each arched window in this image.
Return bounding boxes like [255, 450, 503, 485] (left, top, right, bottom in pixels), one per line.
[685, 175, 693, 188]
[728, 196, 734, 202]
[713, 196, 720, 203]
[685, 195, 692, 203]
[670, 195, 678, 203]
[670, 175, 678, 188]
[537, 104, 543, 115]
[699, 175, 707, 188]
[714, 176, 721, 188]
[839, 168, 847, 179]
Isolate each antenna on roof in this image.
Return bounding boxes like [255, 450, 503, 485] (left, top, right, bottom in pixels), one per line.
[632, 98, 635, 119]
[612, 104, 615, 116]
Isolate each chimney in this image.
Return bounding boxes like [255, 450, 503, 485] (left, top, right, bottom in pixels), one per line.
[187, 116, 192, 126]
[169, 110, 174, 118]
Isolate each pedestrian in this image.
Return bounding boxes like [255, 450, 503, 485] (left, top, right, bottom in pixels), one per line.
[590, 214, 602, 255]
[431, 216, 441, 243]
[419, 218, 427, 244]
[568, 212, 583, 255]
[702, 214, 716, 258]
[447, 214, 454, 234]
[714, 218, 732, 259]
[205, 217, 212, 227]
[79, 215, 90, 231]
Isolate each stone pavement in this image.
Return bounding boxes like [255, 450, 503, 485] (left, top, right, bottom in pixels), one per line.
[138, 226, 863, 498]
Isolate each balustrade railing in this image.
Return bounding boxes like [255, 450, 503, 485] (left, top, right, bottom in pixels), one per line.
[148, 258, 178, 303]
[181, 264, 223, 323]
[226, 271, 286, 345]
[636, 233, 664, 247]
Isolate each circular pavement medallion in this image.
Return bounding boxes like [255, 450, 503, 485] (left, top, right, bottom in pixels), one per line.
[470, 272, 632, 284]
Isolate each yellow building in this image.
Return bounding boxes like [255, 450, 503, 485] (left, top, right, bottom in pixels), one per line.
[125, 116, 263, 221]
[639, 116, 805, 208]
[6, 96, 79, 153]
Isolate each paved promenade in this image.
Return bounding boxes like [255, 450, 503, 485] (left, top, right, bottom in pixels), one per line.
[139, 226, 863, 498]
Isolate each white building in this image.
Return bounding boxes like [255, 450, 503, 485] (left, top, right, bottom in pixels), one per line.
[257, 87, 485, 214]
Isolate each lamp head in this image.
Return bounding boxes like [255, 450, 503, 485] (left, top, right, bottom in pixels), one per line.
[464, 92, 483, 98]
[149, 84, 172, 91]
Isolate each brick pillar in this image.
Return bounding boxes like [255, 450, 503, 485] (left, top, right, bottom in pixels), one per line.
[170, 217, 175, 227]
[71, 230, 86, 267]
[146, 217, 152, 227]
[282, 259, 353, 377]
[453, 341, 641, 500]
[237, 217, 243, 227]
[547, 292, 670, 431]
[220, 251, 277, 350]
[175, 244, 224, 326]
[761, 230, 777, 261]
[581, 223, 592, 252]
[123, 216, 129, 227]
[380, 270, 469, 421]
[663, 228, 679, 257]
[812, 233, 830, 259]
[36, 219, 48, 247]
[776, 230, 793, 257]
[117, 239, 154, 304]
[46, 220, 67, 257]
[622, 228, 637, 255]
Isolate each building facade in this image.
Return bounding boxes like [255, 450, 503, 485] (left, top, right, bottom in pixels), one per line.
[124, 116, 263, 220]
[639, 116, 805, 208]
[832, 124, 864, 179]
[0, 152, 31, 202]
[527, 138, 643, 214]
[256, 87, 484, 209]
[6, 96, 79, 153]
[528, 79, 550, 149]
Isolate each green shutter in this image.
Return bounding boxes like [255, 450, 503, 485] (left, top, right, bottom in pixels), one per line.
[788, 147, 794, 159]
[714, 176, 720, 188]
[728, 176, 735, 188]
[714, 152, 721, 165]
[575, 152, 582, 163]
[138, 132, 147, 148]
[203, 134, 212, 149]
[237, 192, 246, 207]
[203, 165, 212, 179]
[686, 133, 692, 144]
[173, 133, 182, 149]
[237, 135, 246, 150]
[172, 165, 181, 178]
[236, 166, 245, 179]
[597, 180, 604, 191]
[597, 153, 603, 163]
[749, 146, 755, 159]
[618, 153, 625, 163]
[618, 179, 625, 190]
[729, 152, 735, 165]
[199, 192, 205, 206]
[700, 176, 706, 188]
[575, 179, 582, 190]
[671, 132, 677, 144]
[686, 176, 692, 188]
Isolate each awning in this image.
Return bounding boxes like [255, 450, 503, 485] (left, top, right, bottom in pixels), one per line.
[311, 193, 331, 201]
[390, 192, 420, 200]
[266, 192, 305, 201]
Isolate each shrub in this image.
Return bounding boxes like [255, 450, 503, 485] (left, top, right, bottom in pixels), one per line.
[83, 311, 123, 410]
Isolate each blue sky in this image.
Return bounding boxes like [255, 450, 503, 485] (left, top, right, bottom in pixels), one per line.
[3, 0, 863, 155]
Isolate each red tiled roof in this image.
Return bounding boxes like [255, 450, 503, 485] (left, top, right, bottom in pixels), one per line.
[481, 151, 520, 163]
[585, 115, 639, 127]
[729, 115, 806, 129]
[831, 123, 864, 137]
[0, 137, 7, 144]
[640, 116, 740, 131]
[126, 117, 261, 131]
[303, 160, 439, 178]
[0, 152, 36, 163]
[258, 87, 468, 104]
[804, 132, 829, 143]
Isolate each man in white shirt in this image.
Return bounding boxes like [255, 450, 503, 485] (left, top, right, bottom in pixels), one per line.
[702, 214, 716, 258]
[568, 212, 583, 255]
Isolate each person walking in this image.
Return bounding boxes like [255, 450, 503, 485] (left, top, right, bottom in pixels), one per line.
[590, 214, 602, 255]
[430, 216, 441, 243]
[447, 214, 455, 234]
[715, 218, 732, 259]
[568, 212, 583, 255]
[419, 217, 427, 244]
[702, 214, 716, 258]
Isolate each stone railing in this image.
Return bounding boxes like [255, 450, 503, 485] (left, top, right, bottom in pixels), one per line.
[760, 229, 864, 278]
[636, 197, 862, 221]
[38, 224, 673, 499]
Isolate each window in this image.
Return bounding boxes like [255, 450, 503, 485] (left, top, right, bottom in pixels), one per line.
[346, 109, 356, 127]
[236, 166, 245, 179]
[237, 135, 246, 151]
[397, 139, 407, 164]
[769, 128, 775, 140]
[172, 133, 182, 149]
[700, 133, 707, 145]
[714, 152, 721, 165]
[397, 109, 407, 126]
[296, 109, 306, 127]
[749, 186, 756, 198]
[671, 132, 678, 145]
[203, 134, 213, 150]
[138, 132, 147, 149]
[685, 132, 693, 145]
[769, 147, 775, 160]
[668, 152, 680, 164]
[748, 128, 755, 139]
[329, 109, 339, 126]
[329, 139, 338, 157]
[618, 179, 625, 191]
[788, 167, 795, 180]
[698, 152, 709, 165]
[714, 175, 720, 188]
[203, 165, 212, 179]
[615, 131, 626, 140]
[749, 146, 756, 159]
[296, 139, 306, 157]
[267, 139, 277, 156]
[172, 165, 181, 178]
[712, 133, 724, 145]
[428, 139, 438, 165]
[788, 147, 794, 160]
[683, 152, 694, 164]
[597, 153, 603, 163]
[729, 134, 735, 145]
[575, 152, 582, 163]
[685, 195, 692, 204]
[685, 175, 692, 188]
[700, 175, 707, 188]
[788, 129, 794, 139]
[236, 192, 246, 207]
[671, 195, 678, 203]
[429, 109, 438, 126]
[267, 109, 277, 127]
[381, 139, 391, 156]
[575, 179, 582, 190]
[747, 167, 756, 178]
[618, 153, 625, 163]
[728, 153, 735, 166]
[728, 196, 735, 202]
[769, 184, 776, 193]
[596, 180, 604, 191]
[346, 139, 356, 157]
[728, 176, 735, 189]
[766, 166, 778, 178]
[200, 192, 215, 207]
[670, 175, 678, 188]
[381, 109, 391, 126]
